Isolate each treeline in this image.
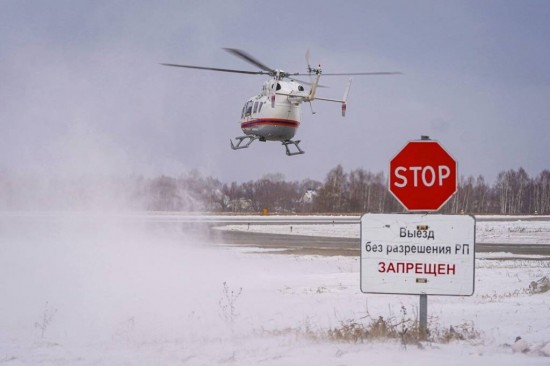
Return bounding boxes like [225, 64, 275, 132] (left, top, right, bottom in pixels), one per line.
[139, 166, 550, 215]
[1, 166, 548, 214]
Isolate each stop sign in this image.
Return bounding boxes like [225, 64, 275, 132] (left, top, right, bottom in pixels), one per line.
[389, 139, 457, 211]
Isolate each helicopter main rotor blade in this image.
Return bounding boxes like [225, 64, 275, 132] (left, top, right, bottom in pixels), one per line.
[288, 78, 327, 88]
[223, 48, 275, 73]
[161, 63, 268, 75]
[292, 78, 313, 85]
[317, 72, 402, 76]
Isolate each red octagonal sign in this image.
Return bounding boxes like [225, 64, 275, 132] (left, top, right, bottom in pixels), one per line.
[389, 139, 457, 211]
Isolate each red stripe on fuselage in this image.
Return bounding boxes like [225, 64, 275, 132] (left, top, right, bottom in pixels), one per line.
[241, 118, 300, 129]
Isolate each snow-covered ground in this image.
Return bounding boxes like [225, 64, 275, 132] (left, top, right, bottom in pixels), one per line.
[216, 216, 550, 245]
[0, 214, 549, 365]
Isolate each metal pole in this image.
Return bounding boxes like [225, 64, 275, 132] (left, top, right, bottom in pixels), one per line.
[419, 294, 428, 340]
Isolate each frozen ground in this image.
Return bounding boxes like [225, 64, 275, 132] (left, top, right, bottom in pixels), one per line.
[0, 214, 549, 365]
[216, 215, 550, 245]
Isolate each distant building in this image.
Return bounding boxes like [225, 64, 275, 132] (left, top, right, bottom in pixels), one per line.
[302, 189, 317, 204]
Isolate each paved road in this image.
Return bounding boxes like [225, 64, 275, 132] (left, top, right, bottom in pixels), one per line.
[212, 229, 550, 259]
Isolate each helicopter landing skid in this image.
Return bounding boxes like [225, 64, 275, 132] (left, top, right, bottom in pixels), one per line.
[230, 135, 257, 150]
[282, 140, 305, 156]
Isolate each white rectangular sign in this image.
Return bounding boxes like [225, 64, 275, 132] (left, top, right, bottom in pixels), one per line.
[361, 213, 475, 296]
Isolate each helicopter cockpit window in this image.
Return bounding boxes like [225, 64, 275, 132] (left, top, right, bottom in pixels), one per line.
[258, 102, 264, 113]
[298, 85, 304, 91]
[245, 101, 253, 116]
[253, 101, 258, 114]
[241, 104, 246, 118]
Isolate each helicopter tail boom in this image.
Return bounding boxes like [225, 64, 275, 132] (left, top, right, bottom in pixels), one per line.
[276, 77, 352, 117]
[309, 79, 352, 116]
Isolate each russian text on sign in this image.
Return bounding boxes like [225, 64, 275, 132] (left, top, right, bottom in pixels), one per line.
[400, 227, 435, 240]
[360, 213, 475, 296]
[378, 261, 457, 276]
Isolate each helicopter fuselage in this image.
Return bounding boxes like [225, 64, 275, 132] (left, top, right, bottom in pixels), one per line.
[162, 47, 398, 156]
[239, 79, 305, 141]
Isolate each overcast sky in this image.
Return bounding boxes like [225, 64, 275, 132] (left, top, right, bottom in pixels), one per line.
[1, 0, 549, 184]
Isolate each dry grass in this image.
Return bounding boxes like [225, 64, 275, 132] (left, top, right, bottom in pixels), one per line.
[327, 315, 480, 346]
[257, 306, 481, 347]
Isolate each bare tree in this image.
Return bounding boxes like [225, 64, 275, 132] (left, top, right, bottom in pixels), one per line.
[315, 165, 348, 212]
[533, 170, 550, 214]
[6, 164, 544, 215]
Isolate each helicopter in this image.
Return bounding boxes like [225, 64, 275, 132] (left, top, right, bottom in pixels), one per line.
[162, 48, 400, 156]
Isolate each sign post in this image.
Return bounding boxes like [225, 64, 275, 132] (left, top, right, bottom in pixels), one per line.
[419, 294, 428, 339]
[361, 137, 475, 341]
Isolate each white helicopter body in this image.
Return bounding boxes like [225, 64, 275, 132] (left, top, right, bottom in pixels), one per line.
[162, 49, 398, 155]
[240, 80, 302, 142]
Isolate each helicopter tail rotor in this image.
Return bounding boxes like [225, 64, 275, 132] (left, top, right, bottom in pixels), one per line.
[305, 49, 312, 74]
[304, 49, 322, 75]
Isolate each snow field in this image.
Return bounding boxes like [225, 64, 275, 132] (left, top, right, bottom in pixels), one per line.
[0, 215, 548, 365]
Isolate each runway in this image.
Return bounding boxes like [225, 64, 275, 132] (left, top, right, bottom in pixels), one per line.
[4, 212, 547, 258]
[211, 229, 550, 259]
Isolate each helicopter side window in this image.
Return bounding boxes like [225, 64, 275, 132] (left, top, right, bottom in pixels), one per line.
[258, 101, 264, 113]
[276, 83, 282, 91]
[245, 101, 253, 116]
[253, 101, 258, 114]
[298, 85, 304, 91]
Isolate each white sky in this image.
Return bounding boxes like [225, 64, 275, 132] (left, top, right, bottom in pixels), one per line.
[1, 0, 549, 183]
